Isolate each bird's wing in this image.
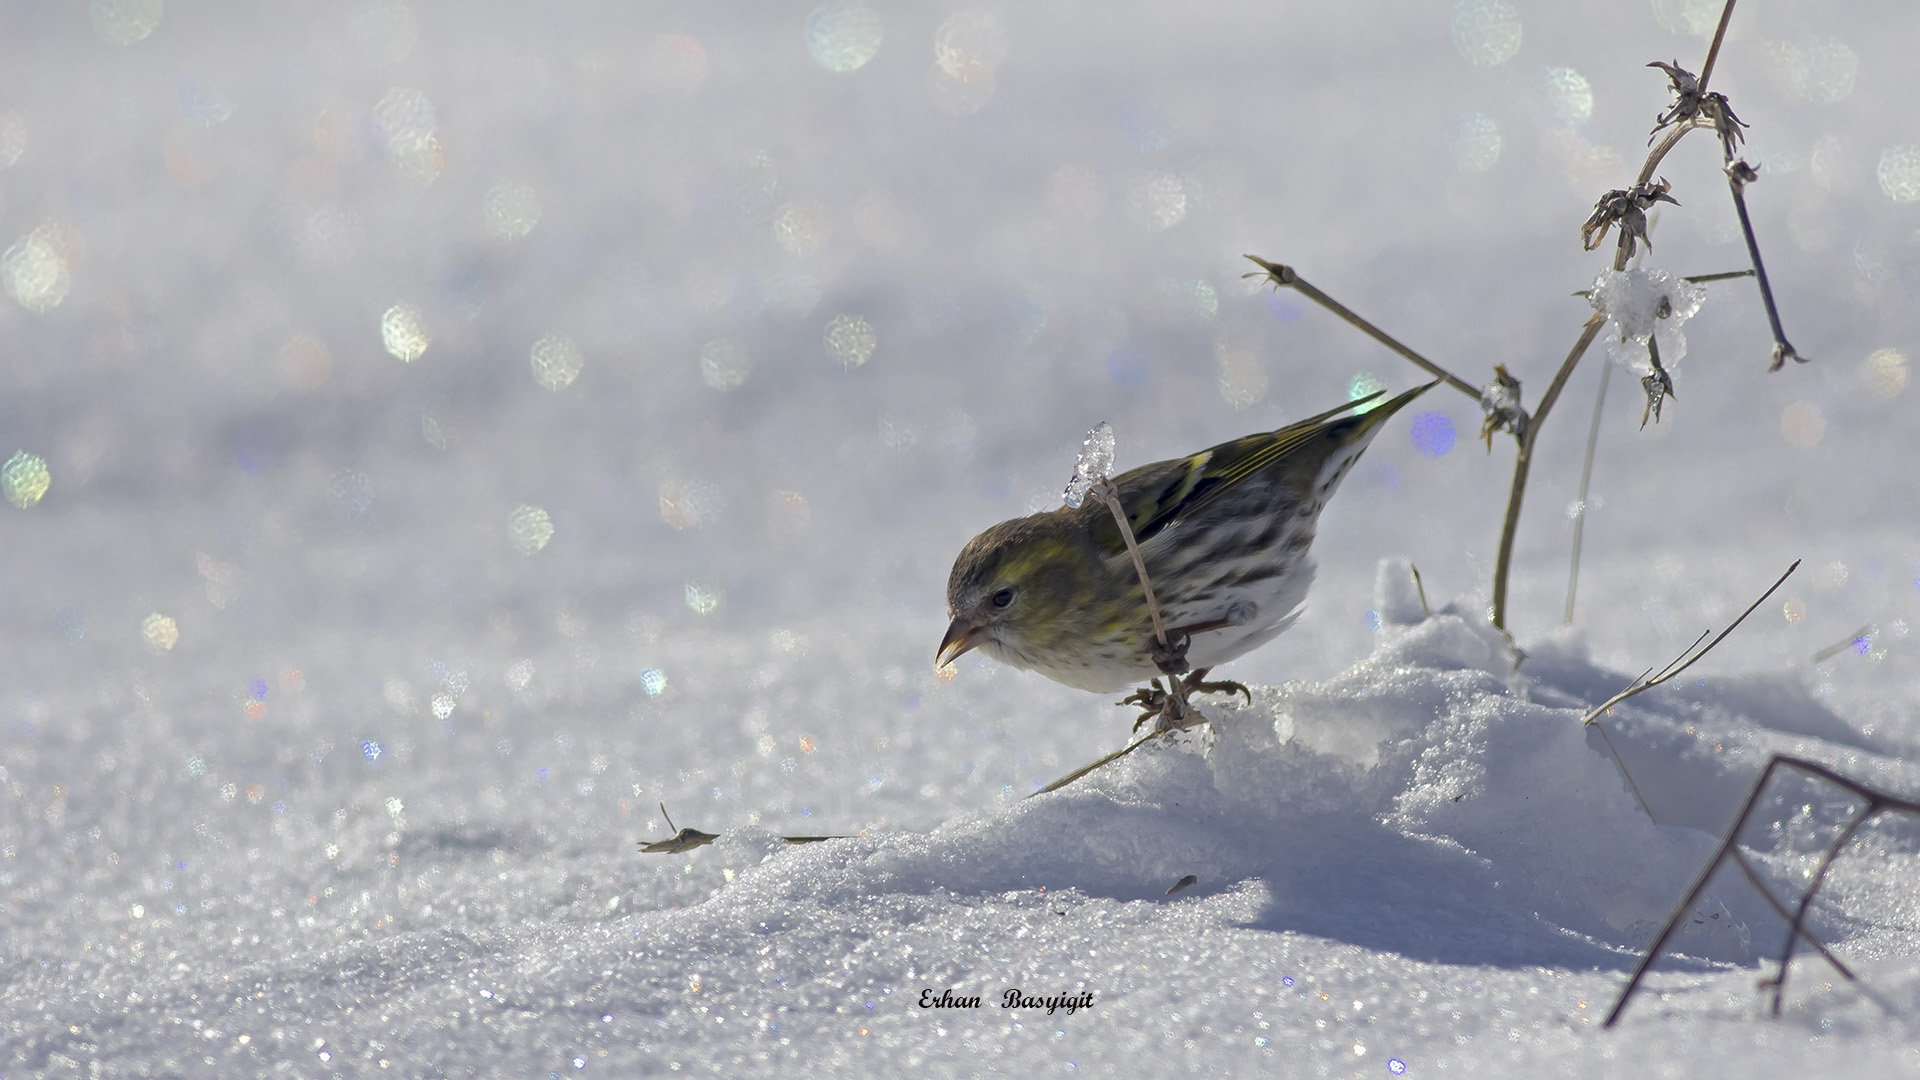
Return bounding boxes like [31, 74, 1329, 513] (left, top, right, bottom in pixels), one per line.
[1093, 390, 1394, 552]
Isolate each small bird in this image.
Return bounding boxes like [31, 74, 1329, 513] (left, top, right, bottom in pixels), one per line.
[937, 381, 1434, 730]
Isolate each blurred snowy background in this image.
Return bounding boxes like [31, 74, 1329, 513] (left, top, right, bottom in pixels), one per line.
[3, 0, 1919, 1075]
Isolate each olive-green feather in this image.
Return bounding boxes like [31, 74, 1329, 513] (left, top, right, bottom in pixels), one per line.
[1085, 382, 1433, 556]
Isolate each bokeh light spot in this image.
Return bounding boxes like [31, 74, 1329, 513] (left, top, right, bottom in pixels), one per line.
[930, 12, 1004, 115]
[1877, 146, 1920, 203]
[1132, 173, 1187, 230]
[3, 225, 72, 312]
[0, 111, 24, 169]
[1780, 401, 1826, 448]
[1349, 373, 1386, 407]
[508, 505, 555, 554]
[659, 479, 724, 530]
[684, 581, 722, 615]
[936, 10, 1008, 80]
[824, 313, 877, 369]
[381, 304, 429, 362]
[530, 333, 585, 391]
[277, 336, 331, 391]
[1760, 39, 1809, 101]
[774, 201, 832, 256]
[806, 2, 884, 73]
[484, 182, 542, 241]
[91, 0, 163, 46]
[142, 613, 179, 652]
[1451, 0, 1522, 68]
[2, 451, 51, 508]
[699, 340, 753, 391]
[1447, 113, 1502, 173]
[1540, 67, 1593, 123]
[1802, 37, 1859, 104]
[177, 78, 232, 126]
[1215, 342, 1267, 409]
[641, 34, 709, 98]
[1650, 0, 1719, 37]
[350, 0, 419, 66]
[373, 87, 441, 183]
[928, 61, 996, 117]
[1410, 412, 1457, 458]
[1861, 348, 1908, 398]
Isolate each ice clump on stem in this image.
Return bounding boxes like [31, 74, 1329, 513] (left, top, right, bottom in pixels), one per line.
[1062, 421, 1116, 508]
[1590, 268, 1706, 376]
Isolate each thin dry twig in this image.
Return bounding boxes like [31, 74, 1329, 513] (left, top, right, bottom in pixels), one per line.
[1493, 0, 1752, 631]
[1605, 754, 1920, 1027]
[1579, 560, 1799, 728]
[1241, 256, 1481, 402]
[1093, 476, 1170, 654]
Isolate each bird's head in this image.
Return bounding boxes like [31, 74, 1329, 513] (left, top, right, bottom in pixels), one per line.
[937, 512, 1093, 670]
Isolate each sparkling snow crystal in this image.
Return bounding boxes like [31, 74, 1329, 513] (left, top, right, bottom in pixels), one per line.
[1590, 267, 1706, 376]
[1062, 421, 1116, 508]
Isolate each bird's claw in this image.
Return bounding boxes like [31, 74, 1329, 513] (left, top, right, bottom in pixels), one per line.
[1122, 668, 1250, 734]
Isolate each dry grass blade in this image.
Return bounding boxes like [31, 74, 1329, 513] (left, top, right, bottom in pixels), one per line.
[1029, 733, 1158, 797]
[1580, 560, 1799, 728]
[1811, 624, 1874, 664]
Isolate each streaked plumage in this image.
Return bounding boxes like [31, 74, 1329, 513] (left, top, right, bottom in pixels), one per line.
[938, 382, 1434, 694]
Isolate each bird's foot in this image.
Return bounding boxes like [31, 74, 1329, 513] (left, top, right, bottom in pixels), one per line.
[1122, 668, 1252, 735]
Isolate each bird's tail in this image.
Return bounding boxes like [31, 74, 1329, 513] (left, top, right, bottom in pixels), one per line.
[1321, 378, 1440, 447]
[1300, 378, 1440, 502]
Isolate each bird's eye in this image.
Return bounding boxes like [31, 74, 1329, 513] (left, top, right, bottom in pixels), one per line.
[990, 587, 1015, 609]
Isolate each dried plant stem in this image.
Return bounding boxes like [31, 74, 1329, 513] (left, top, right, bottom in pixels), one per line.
[1241, 257, 1480, 401]
[1564, 360, 1613, 626]
[1695, 0, 1738, 92]
[1093, 477, 1169, 650]
[1606, 754, 1920, 1027]
[1683, 269, 1756, 284]
[1489, 315, 1603, 630]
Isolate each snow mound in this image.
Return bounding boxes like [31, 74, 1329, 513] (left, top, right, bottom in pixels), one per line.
[10, 595, 1920, 1075]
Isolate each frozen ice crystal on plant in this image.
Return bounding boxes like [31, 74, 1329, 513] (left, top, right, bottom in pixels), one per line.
[1062, 422, 1115, 508]
[1590, 268, 1705, 377]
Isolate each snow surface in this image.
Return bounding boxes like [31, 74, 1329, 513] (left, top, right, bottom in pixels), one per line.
[5, 1, 1920, 1076]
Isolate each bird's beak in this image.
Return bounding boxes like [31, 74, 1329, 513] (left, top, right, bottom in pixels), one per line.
[935, 617, 986, 668]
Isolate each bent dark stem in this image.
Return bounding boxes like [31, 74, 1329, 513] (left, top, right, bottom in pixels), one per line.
[1606, 754, 1920, 1028]
[1726, 177, 1803, 370]
[1771, 806, 1872, 1016]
